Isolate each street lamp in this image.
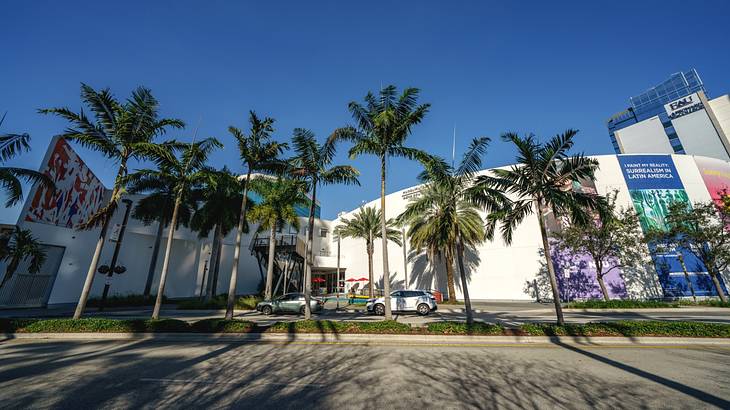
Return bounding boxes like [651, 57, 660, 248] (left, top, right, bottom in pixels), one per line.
[98, 198, 133, 311]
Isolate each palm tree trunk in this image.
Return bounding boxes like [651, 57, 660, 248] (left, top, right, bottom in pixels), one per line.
[225, 171, 251, 320]
[73, 217, 111, 319]
[72, 160, 128, 320]
[0, 256, 21, 288]
[303, 182, 318, 319]
[143, 220, 164, 298]
[709, 266, 728, 303]
[537, 200, 565, 325]
[445, 252, 457, 302]
[264, 223, 277, 300]
[205, 224, 221, 302]
[455, 237, 473, 325]
[152, 196, 181, 320]
[380, 156, 392, 320]
[367, 240, 374, 298]
[211, 240, 222, 297]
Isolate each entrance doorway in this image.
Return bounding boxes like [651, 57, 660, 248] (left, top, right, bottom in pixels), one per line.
[312, 270, 345, 295]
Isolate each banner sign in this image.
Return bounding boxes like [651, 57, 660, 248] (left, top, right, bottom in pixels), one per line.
[664, 92, 705, 120]
[543, 178, 627, 300]
[618, 155, 718, 297]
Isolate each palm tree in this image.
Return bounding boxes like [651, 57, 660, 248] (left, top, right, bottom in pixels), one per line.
[0, 112, 54, 207]
[226, 111, 287, 320]
[248, 177, 308, 300]
[0, 226, 47, 288]
[336, 206, 400, 298]
[399, 137, 508, 324]
[288, 128, 360, 318]
[190, 167, 244, 301]
[331, 85, 431, 320]
[40, 84, 184, 319]
[128, 159, 197, 298]
[474, 130, 602, 325]
[127, 137, 221, 319]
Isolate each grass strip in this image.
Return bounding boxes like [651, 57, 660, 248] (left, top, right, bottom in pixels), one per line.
[519, 321, 730, 337]
[0, 318, 255, 334]
[267, 320, 412, 334]
[566, 299, 730, 309]
[2, 318, 729, 337]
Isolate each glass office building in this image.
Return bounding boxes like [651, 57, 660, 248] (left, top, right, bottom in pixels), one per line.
[607, 69, 707, 154]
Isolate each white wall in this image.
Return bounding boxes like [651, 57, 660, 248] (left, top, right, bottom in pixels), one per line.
[709, 95, 730, 145]
[615, 116, 674, 155]
[21, 194, 268, 305]
[672, 107, 730, 161]
[19, 153, 730, 304]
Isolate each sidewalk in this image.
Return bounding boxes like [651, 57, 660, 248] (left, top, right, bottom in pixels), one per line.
[4, 331, 730, 347]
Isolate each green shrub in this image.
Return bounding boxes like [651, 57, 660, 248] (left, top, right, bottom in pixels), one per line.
[693, 300, 730, 308]
[427, 321, 504, 335]
[565, 300, 681, 309]
[0, 318, 191, 333]
[267, 320, 412, 334]
[177, 295, 262, 310]
[236, 295, 263, 310]
[86, 294, 167, 308]
[520, 321, 730, 337]
[190, 319, 256, 333]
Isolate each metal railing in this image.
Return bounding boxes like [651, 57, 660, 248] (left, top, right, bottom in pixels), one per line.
[0, 273, 54, 307]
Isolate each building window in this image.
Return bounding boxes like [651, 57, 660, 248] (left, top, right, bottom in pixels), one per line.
[319, 229, 328, 238]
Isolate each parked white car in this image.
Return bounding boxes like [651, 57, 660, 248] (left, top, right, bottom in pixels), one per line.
[366, 290, 437, 316]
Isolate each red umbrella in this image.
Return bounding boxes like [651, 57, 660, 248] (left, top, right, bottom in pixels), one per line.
[345, 278, 358, 282]
[356, 277, 369, 282]
[312, 277, 326, 283]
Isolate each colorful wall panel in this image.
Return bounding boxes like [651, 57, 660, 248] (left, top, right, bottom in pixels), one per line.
[23, 138, 106, 228]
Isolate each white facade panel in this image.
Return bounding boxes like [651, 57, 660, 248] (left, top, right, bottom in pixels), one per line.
[671, 108, 730, 161]
[614, 116, 674, 154]
[709, 95, 730, 143]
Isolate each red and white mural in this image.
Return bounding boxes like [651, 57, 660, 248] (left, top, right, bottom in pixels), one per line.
[23, 138, 106, 228]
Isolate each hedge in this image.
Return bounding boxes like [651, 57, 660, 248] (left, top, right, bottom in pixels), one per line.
[177, 295, 262, 310]
[565, 299, 730, 309]
[2, 318, 729, 337]
[0, 318, 254, 334]
[268, 320, 412, 334]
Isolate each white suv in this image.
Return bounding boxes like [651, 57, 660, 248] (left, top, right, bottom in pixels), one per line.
[366, 290, 438, 316]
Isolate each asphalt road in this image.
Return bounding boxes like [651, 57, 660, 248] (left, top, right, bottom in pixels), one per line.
[4, 302, 730, 327]
[1, 338, 729, 409]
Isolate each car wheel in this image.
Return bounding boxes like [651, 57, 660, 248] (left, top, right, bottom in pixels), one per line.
[417, 303, 430, 316]
[262, 306, 272, 316]
[299, 305, 306, 315]
[374, 304, 385, 316]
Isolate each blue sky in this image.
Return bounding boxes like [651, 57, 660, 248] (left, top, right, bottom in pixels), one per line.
[2, 1, 730, 223]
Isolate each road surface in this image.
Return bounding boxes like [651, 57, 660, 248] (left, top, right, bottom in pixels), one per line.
[1, 338, 729, 409]
[4, 302, 730, 327]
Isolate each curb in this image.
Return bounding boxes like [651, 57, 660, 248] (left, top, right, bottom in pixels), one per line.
[3, 332, 730, 346]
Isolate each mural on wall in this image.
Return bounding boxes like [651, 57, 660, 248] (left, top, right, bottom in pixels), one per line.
[618, 155, 718, 297]
[23, 138, 106, 228]
[695, 156, 730, 205]
[542, 178, 628, 300]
